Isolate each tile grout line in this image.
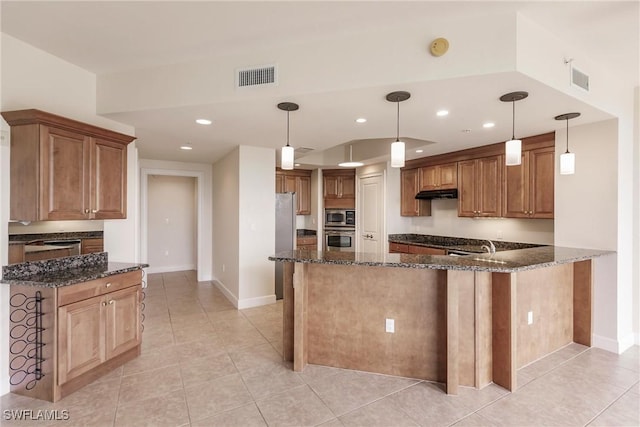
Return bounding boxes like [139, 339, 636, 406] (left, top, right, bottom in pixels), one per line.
[581, 379, 640, 427]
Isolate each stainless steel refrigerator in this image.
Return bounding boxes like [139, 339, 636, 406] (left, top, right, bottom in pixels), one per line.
[275, 192, 296, 300]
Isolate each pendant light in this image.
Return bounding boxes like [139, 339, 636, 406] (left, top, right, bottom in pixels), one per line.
[500, 91, 528, 166]
[555, 112, 580, 175]
[277, 102, 299, 170]
[386, 91, 411, 168]
[338, 145, 364, 167]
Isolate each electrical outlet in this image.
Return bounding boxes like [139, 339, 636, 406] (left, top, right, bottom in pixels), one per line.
[164, 250, 169, 256]
[222, 264, 226, 273]
[497, 230, 503, 240]
[527, 311, 533, 325]
[385, 318, 395, 333]
[165, 218, 169, 224]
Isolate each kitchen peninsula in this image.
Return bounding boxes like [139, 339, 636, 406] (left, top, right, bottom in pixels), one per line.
[269, 244, 611, 395]
[1, 253, 148, 402]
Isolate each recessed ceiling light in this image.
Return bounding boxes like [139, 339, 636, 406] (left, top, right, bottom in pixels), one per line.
[415, 149, 424, 153]
[436, 110, 449, 117]
[483, 122, 495, 128]
[196, 119, 212, 125]
[180, 144, 193, 150]
[355, 118, 367, 123]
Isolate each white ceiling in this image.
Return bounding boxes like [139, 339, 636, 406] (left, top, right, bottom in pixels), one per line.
[1, 1, 638, 167]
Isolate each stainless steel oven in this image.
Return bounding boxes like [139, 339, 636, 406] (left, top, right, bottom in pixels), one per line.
[325, 209, 355, 228]
[324, 228, 355, 252]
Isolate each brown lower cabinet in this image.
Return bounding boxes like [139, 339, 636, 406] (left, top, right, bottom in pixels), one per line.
[296, 236, 317, 250]
[8, 270, 142, 402]
[389, 242, 446, 255]
[81, 238, 104, 254]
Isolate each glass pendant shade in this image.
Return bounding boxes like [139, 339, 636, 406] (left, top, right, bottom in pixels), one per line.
[391, 140, 405, 168]
[281, 145, 294, 170]
[505, 139, 522, 166]
[560, 151, 575, 175]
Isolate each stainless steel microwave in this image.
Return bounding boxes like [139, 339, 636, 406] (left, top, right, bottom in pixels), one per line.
[325, 209, 355, 227]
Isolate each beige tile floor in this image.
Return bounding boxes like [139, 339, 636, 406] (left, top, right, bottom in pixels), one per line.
[2, 270, 638, 426]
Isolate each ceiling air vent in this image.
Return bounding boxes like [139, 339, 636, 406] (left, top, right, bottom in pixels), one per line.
[295, 147, 314, 155]
[571, 66, 589, 92]
[236, 65, 277, 88]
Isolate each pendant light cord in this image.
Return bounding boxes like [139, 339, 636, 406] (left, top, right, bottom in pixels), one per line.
[286, 110, 290, 147]
[511, 101, 516, 140]
[565, 119, 570, 154]
[396, 101, 400, 142]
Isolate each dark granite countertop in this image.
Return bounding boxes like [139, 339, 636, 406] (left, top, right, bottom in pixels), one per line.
[8, 231, 103, 243]
[268, 246, 613, 273]
[388, 233, 541, 254]
[1, 252, 148, 287]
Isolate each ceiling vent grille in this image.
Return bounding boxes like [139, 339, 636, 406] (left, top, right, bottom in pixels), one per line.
[295, 147, 314, 155]
[571, 66, 589, 92]
[236, 65, 277, 88]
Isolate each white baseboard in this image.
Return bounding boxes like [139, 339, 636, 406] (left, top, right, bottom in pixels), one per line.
[146, 264, 196, 274]
[238, 294, 277, 310]
[592, 333, 637, 354]
[214, 280, 239, 309]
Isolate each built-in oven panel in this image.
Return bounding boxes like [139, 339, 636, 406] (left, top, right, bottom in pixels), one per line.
[324, 228, 355, 252]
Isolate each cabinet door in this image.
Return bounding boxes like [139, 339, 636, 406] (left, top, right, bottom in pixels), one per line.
[438, 163, 458, 189]
[324, 175, 340, 198]
[529, 147, 554, 218]
[105, 286, 141, 360]
[457, 160, 477, 217]
[296, 176, 311, 215]
[401, 169, 419, 216]
[339, 175, 356, 198]
[477, 156, 502, 217]
[504, 152, 529, 218]
[40, 126, 90, 220]
[91, 138, 127, 219]
[419, 166, 438, 191]
[275, 173, 284, 193]
[81, 238, 104, 254]
[283, 175, 297, 193]
[58, 296, 105, 384]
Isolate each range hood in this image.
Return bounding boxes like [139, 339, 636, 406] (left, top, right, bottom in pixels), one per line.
[415, 189, 458, 200]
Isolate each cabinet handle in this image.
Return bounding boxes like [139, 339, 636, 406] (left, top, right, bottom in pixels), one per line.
[102, 301, 107, 306]
[84, 209, 90, 214]
[108, 300, 114, 305]
[91, 209, 98, 214]
[105, 282, 111, 288]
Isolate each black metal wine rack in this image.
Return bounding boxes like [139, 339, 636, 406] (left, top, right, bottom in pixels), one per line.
[140, 270, 146, 332]
[9, 291, 45, 390]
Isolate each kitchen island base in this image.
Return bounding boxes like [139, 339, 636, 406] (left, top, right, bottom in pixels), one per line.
[280, 258, 593, 395]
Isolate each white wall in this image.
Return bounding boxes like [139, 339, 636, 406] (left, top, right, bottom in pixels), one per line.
[238, 146, 276, 307]
[0, 123, 10, 397]
[634, 86, 640, 345]
[147, 175, 196, 273]
[8, 221, 103, 234]
[0, 33, 136, 396]
[212, 148, 240, 303]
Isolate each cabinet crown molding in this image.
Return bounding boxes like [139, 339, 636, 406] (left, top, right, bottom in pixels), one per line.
[1, 109, 135, 145]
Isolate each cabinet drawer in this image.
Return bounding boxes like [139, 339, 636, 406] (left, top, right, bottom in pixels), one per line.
[389, 242, 409, 253]
[408, 245, 446, 255]
[297, 236, 317, 246]
[58, 270, 142, 306]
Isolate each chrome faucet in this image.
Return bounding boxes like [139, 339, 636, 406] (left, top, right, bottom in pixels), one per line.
[481, 239, 496, 254]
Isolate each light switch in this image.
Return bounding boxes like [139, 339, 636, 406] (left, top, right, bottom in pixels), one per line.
[385, 318, 395, 333]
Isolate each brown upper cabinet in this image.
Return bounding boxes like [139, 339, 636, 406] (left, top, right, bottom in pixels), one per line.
[400, 168, 431, 217]
[402, 132, 555, 220]
[2, 109, 135, 221]
[323, 169, 355, 209]
[458, 155, 503, 217]
[504, 146, 555, 219]
[419, 162, 458, 191]
[275, 168, 312, 215]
